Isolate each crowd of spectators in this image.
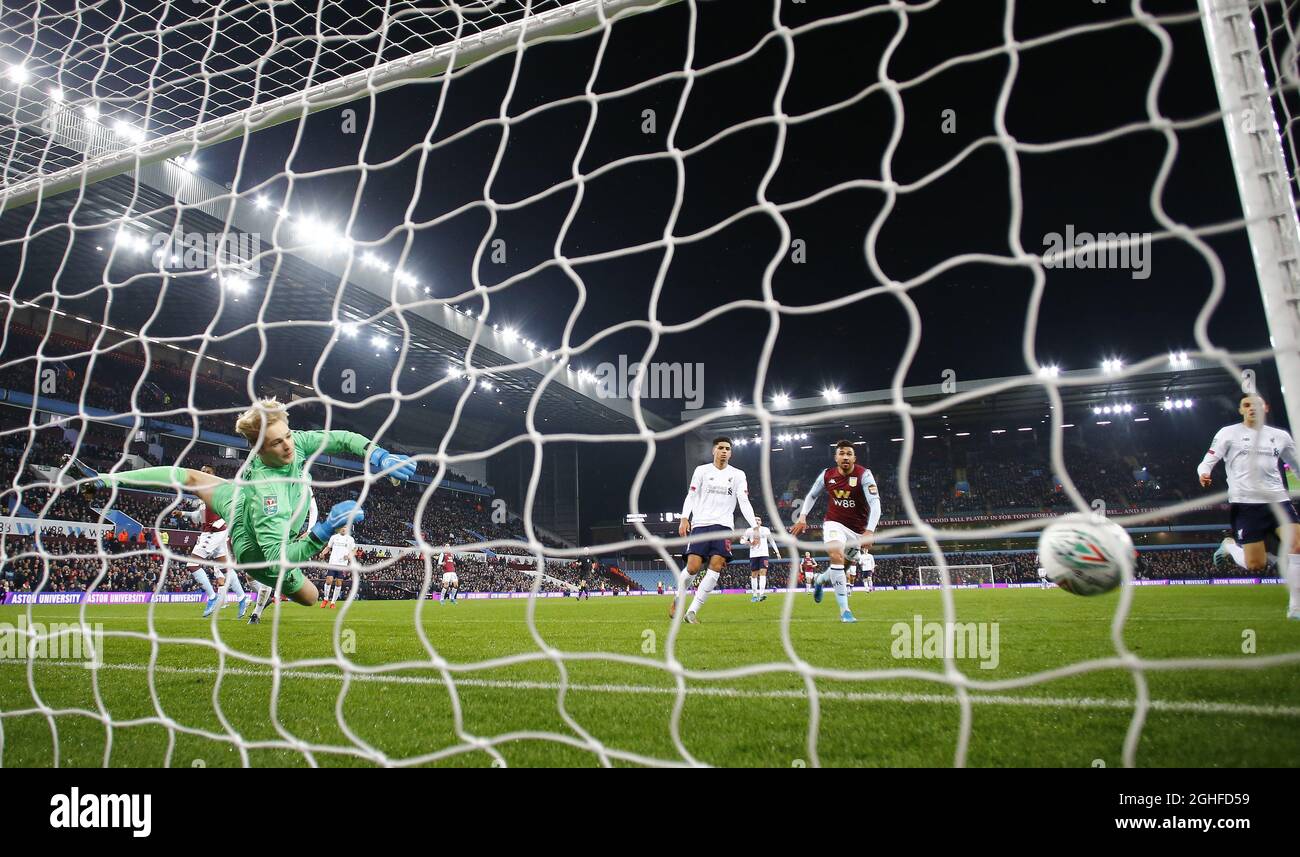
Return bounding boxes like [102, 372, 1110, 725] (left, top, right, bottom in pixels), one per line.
[0, 534, 189, 594]
[760, 436, 1215, 525]
[702, 548, 1254, 591]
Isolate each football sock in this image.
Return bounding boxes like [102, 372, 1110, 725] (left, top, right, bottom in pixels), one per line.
[758, 574, 766, 595]
[1288, 554, 1300, 613]
[1225, 541, 1246, 568]
[830, 565, 849, 613]
[688, 570, 720, 615]
[191, 568, 214, 599]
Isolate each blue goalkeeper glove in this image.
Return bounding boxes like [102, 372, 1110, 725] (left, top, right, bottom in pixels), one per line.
[311, 500, 364, 543]
[369, 447, 416, 482]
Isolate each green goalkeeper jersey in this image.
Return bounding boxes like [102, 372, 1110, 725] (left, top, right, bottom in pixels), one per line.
[211, 430, 372, 592]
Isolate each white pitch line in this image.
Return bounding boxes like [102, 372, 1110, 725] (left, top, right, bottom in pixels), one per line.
[9, 659, 1300, 719]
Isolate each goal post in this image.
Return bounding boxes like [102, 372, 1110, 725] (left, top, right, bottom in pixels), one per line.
[1199, 0, 1300, 428]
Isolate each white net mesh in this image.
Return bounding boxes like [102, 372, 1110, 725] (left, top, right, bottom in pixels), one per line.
[2, 0, 1300, 768]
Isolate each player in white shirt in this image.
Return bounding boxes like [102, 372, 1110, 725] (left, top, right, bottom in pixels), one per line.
[1198, 394, 1300, 619]
[1037, 566, 1050, 590]
[670, 436, 758, 624]
[858, 551, 875, 593]
[744, 516, 773, 603]
[321, 527, 357, 609]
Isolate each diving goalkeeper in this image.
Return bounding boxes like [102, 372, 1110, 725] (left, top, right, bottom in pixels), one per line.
[65, 398, 416, 606]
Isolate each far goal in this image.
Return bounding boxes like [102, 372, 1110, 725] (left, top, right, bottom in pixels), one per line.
[917, 565, 995, 587]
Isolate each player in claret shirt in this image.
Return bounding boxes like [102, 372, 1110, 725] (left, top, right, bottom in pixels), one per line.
[791, 440, 881, 623]
[671, 436, 758, 624]
[179, 466, 249, 619]
[1198, 394, 1300, 619]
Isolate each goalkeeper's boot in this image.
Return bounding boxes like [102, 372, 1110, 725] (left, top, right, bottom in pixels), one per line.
[1213, 538, 1237, 573]
[247, 612, 261, 625]
[758, 594, 767, 602]
[840, 610, 857, 624]
[684, 610, 699, 625]
[1288, 609, 1300, 621]
[813, 574, 824, 604]
[62, 455, 104, 501]
[319, 599, 327, 608]
[201, 596, 219, 618]
[237, 597, 249, 619]
[330, 601, 337, 609]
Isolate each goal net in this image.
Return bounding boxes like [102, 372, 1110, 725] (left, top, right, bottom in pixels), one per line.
[1, 0, 1300, 770]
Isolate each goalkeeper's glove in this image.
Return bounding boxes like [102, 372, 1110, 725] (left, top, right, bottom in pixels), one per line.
[369, 447, 416, 482]
[312, 500, 364, 543]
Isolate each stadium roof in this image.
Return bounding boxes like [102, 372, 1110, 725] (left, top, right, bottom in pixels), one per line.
[0, 135, 671, 450]
[684, 359, 1255, 434]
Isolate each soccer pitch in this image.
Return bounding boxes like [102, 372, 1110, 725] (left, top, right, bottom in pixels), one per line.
[2, 588, 1298, 768]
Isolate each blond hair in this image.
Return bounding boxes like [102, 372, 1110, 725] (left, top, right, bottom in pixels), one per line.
[235, 398, 288, 445]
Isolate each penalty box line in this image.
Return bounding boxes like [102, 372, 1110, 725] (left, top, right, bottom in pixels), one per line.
[10, 659, 1300, 720]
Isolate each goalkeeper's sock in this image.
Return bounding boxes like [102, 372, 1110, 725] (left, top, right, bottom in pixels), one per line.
[191, 568, 214, 599]
[687, 570, 720, 616]
[251, 584, 272, 618]
[1225, 541, 1247, 569]
[101, 466, 189, 490]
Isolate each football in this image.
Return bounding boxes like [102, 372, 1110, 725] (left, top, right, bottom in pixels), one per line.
[1038, 513, 1135, 596]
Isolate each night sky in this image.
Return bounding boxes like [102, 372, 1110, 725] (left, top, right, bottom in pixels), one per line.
[192, 0, 1271, 410]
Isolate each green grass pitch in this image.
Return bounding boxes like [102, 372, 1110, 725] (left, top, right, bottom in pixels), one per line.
[1, 587, 1298, 767]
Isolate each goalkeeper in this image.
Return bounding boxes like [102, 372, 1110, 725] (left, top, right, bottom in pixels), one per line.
[66, 398, 416, 607]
